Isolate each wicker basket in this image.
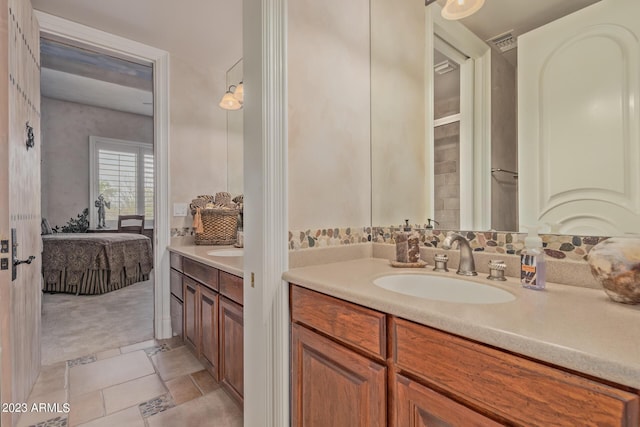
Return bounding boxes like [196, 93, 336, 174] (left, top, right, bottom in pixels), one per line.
[195, 208, 239, 245]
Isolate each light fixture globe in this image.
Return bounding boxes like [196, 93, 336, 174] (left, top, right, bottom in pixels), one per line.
[219, 89, 242, 110]
[233, 82, 244, 103]
[442, 0, 485, 20]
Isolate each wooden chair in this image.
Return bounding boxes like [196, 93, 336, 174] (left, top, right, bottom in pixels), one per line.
[117, 214, 145, 234]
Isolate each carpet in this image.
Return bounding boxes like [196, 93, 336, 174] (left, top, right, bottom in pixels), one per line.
[41, 276, 154, 366]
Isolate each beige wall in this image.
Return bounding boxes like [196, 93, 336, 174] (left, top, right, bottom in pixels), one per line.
[40, 97, 153, 229]
[288, 0, 371, 230]
[370, 0, 427, 227]
[169, 57, 229, 229]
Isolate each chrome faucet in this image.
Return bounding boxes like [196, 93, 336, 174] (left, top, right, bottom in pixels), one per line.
[442, 232, 477, 276]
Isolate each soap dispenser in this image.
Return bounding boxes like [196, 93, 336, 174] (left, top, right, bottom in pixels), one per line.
[521, 226, 546, 290]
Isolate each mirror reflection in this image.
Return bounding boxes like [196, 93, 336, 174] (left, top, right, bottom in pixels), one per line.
[371, 0, 640, 235]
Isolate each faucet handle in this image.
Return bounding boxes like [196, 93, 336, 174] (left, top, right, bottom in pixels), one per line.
[433, 254, 449, 272]
[487, 259, 507, 281]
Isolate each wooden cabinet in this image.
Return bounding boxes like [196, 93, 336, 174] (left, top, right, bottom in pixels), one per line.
[290, 285, 640, 427]
[291, 323, 386, 427]
[183, 276, 199, 352]
[220, 297, 244, 404]
[392, 316, 640, 427]
[394, 373, 501, 427]
[291, 285, 387, 427]
[168, 250, 244, 404]
[199, 285, 219, 379]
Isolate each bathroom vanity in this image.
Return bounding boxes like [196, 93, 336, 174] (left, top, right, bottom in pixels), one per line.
[168, 245, 244, 405]
[285, 258, 640, 426]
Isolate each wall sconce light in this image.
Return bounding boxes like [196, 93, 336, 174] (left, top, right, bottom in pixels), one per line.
[233, 82, 243, 103]
[219, 84, 243, 110]
[441, 0, 485, 20]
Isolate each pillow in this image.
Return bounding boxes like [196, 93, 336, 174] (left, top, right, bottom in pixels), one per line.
[41, 218, 53, 235]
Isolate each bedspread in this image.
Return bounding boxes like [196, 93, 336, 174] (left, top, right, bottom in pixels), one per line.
[42, 233, 153, 295]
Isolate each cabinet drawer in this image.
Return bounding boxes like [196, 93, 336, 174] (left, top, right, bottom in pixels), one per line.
[291, 285, 386, 360]
[170, 268, 183, 299]
[392, 317, 640, 427]
[220, 271, 243, 305]
[394, 373, 501, 427]
[170, 252, 183, 272]
[183, 258, 218, 291]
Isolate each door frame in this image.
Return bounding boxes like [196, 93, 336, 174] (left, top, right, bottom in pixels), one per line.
[427, 4, 492, 230]
[34, 11, 173, 339]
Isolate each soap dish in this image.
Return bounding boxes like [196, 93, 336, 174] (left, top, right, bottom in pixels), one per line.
[390, 260, 427, 268]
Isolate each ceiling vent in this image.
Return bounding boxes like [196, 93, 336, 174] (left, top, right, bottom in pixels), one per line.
[487, 30, 518, 53]
[434, 60, 458, 75]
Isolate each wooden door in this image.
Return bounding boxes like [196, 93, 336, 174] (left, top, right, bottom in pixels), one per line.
[219, 296, 243, 403]
[291, 323, 386, 427]
[394, 374, 502, 427]
[183, 277, 199, 351]
[518, 0, 640, 235]
[199, 285, 219, 380]
[1, 2, 41, 425]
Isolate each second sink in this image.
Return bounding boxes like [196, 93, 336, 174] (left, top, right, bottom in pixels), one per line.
[207, 249, 244, 257]
[373, 274, 515, 304]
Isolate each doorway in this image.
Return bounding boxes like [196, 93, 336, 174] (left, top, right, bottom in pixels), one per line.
[427, 5, 492, 230]
[39, 35, 157, 363]
[36, 11, 172, 344]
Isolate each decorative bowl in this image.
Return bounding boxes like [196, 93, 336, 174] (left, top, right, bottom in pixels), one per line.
[587, 237, 640, 304]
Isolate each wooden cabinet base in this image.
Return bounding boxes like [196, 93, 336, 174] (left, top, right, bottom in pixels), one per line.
[199, 285, 219, 381]
[291, 323, 386, 427]
[290, 284, 640, 427]
[220, 297, 244, 405]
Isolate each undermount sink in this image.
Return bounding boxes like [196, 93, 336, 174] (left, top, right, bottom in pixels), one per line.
[372, 274, 515, 304]
[206, 249, 244, 257]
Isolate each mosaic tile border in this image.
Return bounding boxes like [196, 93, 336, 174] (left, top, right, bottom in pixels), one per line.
[28, 416, 68, 427]
[139, 393, 175, 418]
[67, 354, 96, 368]
[171, 227, 196, 237]
[288, 227, 372, 250]
[289, 225, 609, 262]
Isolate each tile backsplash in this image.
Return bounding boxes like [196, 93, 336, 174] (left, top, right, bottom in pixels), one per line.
[289, 225, 608, 262]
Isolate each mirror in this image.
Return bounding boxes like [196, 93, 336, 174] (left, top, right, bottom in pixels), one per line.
[371, 0, 639, 235]
[226, 58, 243, 196]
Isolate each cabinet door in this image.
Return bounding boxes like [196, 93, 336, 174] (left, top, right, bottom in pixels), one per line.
[394, 374, 502, 427]
[183, 276, 199, 351]
[199, 285, 219, 380]
[220, 296, 243, 403]
[170, 268, 183, 300]
[291, 323, 386, 427]
[170, 294, 183, 338]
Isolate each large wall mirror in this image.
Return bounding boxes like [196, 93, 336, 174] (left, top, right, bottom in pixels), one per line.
[371, 0, 640, 236]
[227, 58, 243, 196]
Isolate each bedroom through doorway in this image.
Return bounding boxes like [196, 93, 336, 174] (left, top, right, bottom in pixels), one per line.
[39, 35, 156, 365]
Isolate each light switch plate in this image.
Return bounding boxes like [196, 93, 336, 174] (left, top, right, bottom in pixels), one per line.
[173, 203, 188, 217]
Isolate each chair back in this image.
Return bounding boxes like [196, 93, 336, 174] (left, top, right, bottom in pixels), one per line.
[117, 215, 145, 234]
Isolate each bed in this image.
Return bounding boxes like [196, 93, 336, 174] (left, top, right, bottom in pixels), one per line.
[42, 233, 153, 295]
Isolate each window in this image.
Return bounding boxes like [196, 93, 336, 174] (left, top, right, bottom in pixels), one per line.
[89, 136, 154, 228]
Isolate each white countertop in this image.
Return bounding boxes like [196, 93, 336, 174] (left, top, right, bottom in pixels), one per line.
[167, 243, 243, 277]
[283, 257, 640, 389]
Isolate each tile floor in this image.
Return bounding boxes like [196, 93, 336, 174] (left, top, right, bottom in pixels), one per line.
[17, 338, 243, 427]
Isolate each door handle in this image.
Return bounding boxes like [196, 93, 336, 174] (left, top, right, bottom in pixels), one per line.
[10, 228, 35, 281]
[13, 255, 36, 266]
